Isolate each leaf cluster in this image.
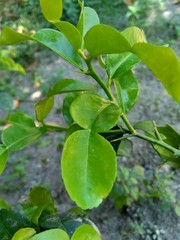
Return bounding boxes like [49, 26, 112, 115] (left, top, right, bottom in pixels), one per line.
[0, 0, 179, 221]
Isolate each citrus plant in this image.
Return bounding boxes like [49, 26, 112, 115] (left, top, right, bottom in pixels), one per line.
[0, 0, 180, 238]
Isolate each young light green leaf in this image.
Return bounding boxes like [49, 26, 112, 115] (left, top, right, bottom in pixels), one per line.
[40, 0, 63, 23]
[122, 27, 146, 47]
[2, 125, 44, 151]
[113, 70, 139, 113]
[106, 52, 140, 79]
[35, 96, 54, 122]
[62, 130, 116, 209]
[71, 224, 101, 240]
[77, 7, 100, 40]
[12, 228, 36, 240]
[70, 92, 121, 132]
[29, 229, 69, 240]
[0, 57, 25, 74]
[84, 24, 131, 57]
[54, 21, 82, 50]
[0, 145, 8, 175]
[48, 79, 95, 96]
[0, 27, 83, 69]
[132, 43, 180, 103]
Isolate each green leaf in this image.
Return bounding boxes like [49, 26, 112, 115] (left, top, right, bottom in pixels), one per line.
[70, 92, 121, 132]
[29, 229, 69, 240]
[0, 57, 25, 74]
[84, 24, 131, 57]
[106, 52, 140, 79]
[33, 29, 82, 69]
[117, 139, 133, 157]
[62, 130, 116, 209]
[29, 187, 54, 209]
[131, 187, 139, 201]
[48, 79, 95, 96]
[0, 198, 10, 210]
[63, 93, 80, 125]
[0, 145, 8, 175]
[35, 96, 54, 122]
[0, 27, 83, 69]
[39, 212, 64, 230]
[0, 209, 37, 240]
[40, 0, 63, 23]
[122, 27, 146, 47]
[8, 112, 36, 128]
[2, 125, 44, 151]
[12, 228, 36, 240]
[77, 7, 100, 41]
[153, 125, 180, 162]
[71, 224, 101, 240]
[113, 70, 139, 113]
[132, 43, 180, 103]
[54, 21, 82, 50]
[134, 120, 154, 134]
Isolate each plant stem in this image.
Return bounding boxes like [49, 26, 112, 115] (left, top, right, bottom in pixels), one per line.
[85, 59, 115, 102]
[121, 113, 137, 134]
[43, 123, 68, 132]
[135, 132, 180, 157]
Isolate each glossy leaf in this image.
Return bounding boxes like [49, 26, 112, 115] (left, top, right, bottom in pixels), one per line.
[2, 125, 44, 151]
[84, 24, 131, 57]
[71, 224, 101, 240]
[29, 229, 69, 240]
[133, 43, 180, 103]
[0, 27, 83, 69]
[70, 92, 121, 132]
[62, 130, 116, 209]
[48, 79, 95, 96]
[0, 57, 25, 74]
[0, 209, 37, 240]
[113, 70, 139, 113]
[40, 0, 63, 23]
[12, 228, 36, 240]
[122, 27, 146, 47]
[0, 145, 8, 175]
[54, 21, 82, 50]
[35, 96, 54, 122]
[106, 52, 140, 79]
[77, 7, 100, 41]
[33, 29, 82, 69]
